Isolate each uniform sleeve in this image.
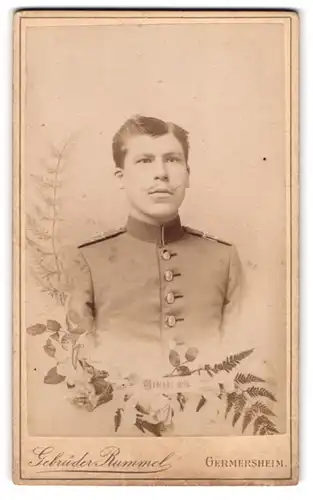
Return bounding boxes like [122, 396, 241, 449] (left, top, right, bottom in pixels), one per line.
[221, 245, 244, 333]
[60, 246, 95, 334]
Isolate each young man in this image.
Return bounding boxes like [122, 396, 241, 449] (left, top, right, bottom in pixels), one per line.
[65, 115, 243, 357]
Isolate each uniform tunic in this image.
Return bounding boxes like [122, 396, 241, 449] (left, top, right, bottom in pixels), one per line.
[38, 216, 245, 437]
[64, 215, 243, 374]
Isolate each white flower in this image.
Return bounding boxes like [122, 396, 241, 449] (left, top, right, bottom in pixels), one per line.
[154, 403, 173, 426]
[134, 394, 174, 427]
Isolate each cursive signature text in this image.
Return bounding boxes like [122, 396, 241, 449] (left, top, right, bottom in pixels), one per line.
[28, 446, 175, 474]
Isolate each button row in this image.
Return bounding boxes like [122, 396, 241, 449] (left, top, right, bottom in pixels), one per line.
[160, 249, 182, 328]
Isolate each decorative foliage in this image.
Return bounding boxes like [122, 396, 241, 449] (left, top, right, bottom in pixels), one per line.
[185, 346, 199, 362]
[46, 319, 61, 332]
[90, 374, 113, 398]
[169, 349, 180, 368]
[135, 417, 164, 437]
[135, 403, 150, 415]
[166, 345, 199, 377]
[176, 366, 191, 376]
[253, 415, 279, 435]
[134, 418, 146, 434]
[114, 408, 123, 432]
[44, 366, 66, 384]
[234, 372, 265, 384]
[43, 338, 56, 358]
[242, 401, 275, 433]
[204, 348, 255, 376]
[232, 393, 247, 427]
[27, 318, 279, 437]
[246, 386, 277, 402]
[26, 137, 75, 306]
[162, 346, 278, 436]
[222, 367, 278, 435]
[176, 392, 186, 411]
[26, 323, 47, 336]
[196, 395, 207, 412]
[225, 392, 237, 418]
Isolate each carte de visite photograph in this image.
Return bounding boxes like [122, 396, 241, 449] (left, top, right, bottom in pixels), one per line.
[13, 10, 299, 485]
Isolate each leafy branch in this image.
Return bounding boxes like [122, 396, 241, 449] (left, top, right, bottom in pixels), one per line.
[27, 137, 75, 306]
[165, 346, 279, 436]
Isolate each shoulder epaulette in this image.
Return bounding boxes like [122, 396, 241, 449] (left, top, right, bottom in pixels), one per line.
[78, 227, 126, 248]
[183, 226, 232, 246]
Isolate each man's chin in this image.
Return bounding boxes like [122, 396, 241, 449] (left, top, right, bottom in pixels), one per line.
[141, 205, 178, 223]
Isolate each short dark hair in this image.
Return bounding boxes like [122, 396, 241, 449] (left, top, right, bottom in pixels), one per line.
[112, 115, 189, 169]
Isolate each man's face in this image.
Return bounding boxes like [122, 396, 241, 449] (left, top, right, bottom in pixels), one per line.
[117, 133, 190, 224]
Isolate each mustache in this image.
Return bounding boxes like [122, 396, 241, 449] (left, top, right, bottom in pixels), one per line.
[148, 181, 186, 194]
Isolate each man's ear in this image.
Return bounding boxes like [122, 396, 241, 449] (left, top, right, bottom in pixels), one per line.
[114, 168, 124, 189]
[186, 165, 190, 188]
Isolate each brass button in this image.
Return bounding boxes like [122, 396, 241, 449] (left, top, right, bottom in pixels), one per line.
[165, 315, 176, 327]
[161, 249, 171, 261]
[165, 292, 175, 304]
[164, 270, 174, 282]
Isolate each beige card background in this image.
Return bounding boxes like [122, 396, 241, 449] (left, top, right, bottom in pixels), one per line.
[13, 10, 299, 485]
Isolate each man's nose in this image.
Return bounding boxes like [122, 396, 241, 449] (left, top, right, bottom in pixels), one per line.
[154, 158, 169, 180]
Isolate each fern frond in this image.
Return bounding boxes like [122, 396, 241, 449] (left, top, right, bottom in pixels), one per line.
[31, 255, 56, 275]
[30, 174, 61, 189]
[213, 349, 254, 374]
[253, 415, 278, 435]
[242, 400, 275, 433]
[232, 410, 241, 427]
[42, 179, 61, 189]
[27, 215, 52, 240]
[26, 237, 53, 257]
[259, 426, 279, 435]
[251, 400, 275, 417]
[242, 406, 255, 433]
[46, 167, 59, 174]
[50, 144, 62, 159]
[26, 236, 45, 253]
[30, 267, 56, 293]
[235, 393, 247, 413]
[246, 386, 277, 402]
[42, 215, 64, 222]
[232, 393, 247, 427]
[234, 372, 265, 385]
[39, 193, 58, 207]
[225, 392, 237, 419]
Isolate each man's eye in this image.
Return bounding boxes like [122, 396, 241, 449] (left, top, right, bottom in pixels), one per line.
[166, 157, 180, 163]
[137, 158, 152, 164]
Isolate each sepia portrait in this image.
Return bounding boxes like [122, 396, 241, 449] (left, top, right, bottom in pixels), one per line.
[13, 10, 299, 485]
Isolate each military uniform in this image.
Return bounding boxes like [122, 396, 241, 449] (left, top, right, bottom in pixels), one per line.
[48, 216, 244, 436]
[65, 215, 243, 364]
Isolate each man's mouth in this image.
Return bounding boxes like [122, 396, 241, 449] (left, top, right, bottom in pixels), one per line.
[149, 188, 173, 195]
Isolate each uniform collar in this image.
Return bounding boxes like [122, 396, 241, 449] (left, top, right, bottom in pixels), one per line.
[126, 215, 184, 244]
